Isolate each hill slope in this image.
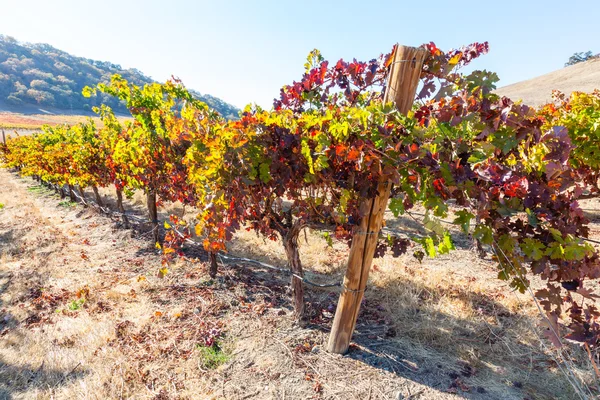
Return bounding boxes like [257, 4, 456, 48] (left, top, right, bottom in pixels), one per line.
[0, 35, 239, 119]
[495, 58, 600, 107]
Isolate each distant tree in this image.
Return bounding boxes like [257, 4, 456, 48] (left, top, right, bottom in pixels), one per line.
[2, 35, 17, 44]
[565, 51, 599, 66]
[26, 89, 55, 106]
[30, 79, 49, 90]
[54, 61, 73, 74]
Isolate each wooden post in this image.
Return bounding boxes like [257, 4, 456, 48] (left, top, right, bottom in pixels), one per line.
[326, 45, 427, 354]
[2, 130, 5, 145]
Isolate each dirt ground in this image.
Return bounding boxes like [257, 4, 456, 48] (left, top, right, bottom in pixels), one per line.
[0, 168, 598, 400]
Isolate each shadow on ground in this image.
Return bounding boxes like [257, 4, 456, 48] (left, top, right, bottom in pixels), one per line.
[0, 352, 87, 400]
[4, 174, 586, 400]
[217, 260, 581, 400]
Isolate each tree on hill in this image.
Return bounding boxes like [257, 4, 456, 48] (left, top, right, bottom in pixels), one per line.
[565, 51, 599, 66]
[0, 34, 239, 118]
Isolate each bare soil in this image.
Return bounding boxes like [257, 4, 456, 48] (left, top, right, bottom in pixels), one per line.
[0, 169, 597, 399]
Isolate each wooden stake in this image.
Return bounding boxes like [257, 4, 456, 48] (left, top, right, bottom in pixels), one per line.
[2, 130, 5, 145]
[327, 45, 427, 354]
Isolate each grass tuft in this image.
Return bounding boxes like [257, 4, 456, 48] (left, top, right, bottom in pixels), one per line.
[67, 299, 85, 311]
[27, 184, 50, 194]
[197, 342, 230, 369]
[58, 200, 77, 208]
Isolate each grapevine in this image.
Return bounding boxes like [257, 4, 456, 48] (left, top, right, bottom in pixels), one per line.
[2, 41, 600, 349]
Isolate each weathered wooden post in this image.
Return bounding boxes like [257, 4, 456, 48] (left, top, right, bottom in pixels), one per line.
[1, 130, 5, 145]
[327, 45, 427, 354]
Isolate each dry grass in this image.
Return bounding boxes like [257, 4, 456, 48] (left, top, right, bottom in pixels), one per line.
[495, 57, 600, 107]
[0, 171, 598, 399]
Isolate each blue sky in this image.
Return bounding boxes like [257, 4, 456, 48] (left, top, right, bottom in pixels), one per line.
[0, 0, 598, 109]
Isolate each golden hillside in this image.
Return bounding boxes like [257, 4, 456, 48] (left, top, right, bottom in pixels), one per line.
[495, 57, 600, 106]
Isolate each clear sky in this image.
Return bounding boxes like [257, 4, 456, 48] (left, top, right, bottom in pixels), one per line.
[0, 0, 598, 109]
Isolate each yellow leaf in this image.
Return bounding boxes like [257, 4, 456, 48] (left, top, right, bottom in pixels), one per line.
[448, 53, 462, 66]
[158, 267, 169, 278]
[137, 275, 146, 282]
[155, 242, 161, 250]
[164, 221, 171, 229]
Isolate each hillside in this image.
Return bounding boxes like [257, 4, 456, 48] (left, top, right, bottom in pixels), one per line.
[495, 57, 600, 107]
[0, 35, 239, 119]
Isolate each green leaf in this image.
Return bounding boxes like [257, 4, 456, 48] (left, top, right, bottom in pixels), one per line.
[453, 210, 474, 234]
[315, 155, 329, 171]
[473, 225, 493, 245]
[548, 228, 565, 245]
[498, 270, 509, 281]
[498, 234, 517, 254]
[323, 232, 333, 247]
[424, 195, 448, 217]
[259, 163, 271, 183]
[526, 208, 538, 228]
[437, 232, 455, 254]
[423, 213, 445, 237]
[545, 242, 565, 260]
[389, 198, 405, 217]
[423, 237, 436, 258]
[339, 189, 351, 213]
[564, 242, 591, 261]
[468, 151, 488, 164]
[491, 129, 518, 154]
[301, 139, 314, 174]
[520, 238, 545, 261]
